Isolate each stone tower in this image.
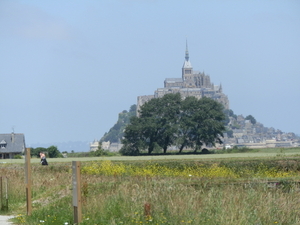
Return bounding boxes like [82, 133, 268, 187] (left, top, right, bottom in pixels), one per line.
[137, 41, 230, 113]
[182, 40, 194, 86]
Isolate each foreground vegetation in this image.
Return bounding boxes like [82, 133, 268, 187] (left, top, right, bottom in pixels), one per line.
[1, 152, 300, 224]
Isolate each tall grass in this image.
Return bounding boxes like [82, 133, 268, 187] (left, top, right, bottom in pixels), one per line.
[1, 158, 300, 224]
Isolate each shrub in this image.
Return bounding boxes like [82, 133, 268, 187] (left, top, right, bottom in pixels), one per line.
[119, 144, 140, 156]
[13, 154, 22, 159]
[200, 148, 210, 154]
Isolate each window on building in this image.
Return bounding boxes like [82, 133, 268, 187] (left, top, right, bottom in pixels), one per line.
[0, 140, 7, 149]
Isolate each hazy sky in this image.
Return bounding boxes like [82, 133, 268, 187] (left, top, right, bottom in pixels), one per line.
[1, 0, 299, 148]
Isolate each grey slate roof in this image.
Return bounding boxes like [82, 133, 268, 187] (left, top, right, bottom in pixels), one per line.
[165, 78, 183, 83]
[0, 133, 26, 154]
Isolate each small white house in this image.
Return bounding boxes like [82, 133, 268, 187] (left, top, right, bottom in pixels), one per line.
[225, 144, 232, 149]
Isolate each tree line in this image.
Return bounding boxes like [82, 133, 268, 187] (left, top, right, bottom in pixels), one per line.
[29, 145, 62, 158]
[120, 93, 226, 155]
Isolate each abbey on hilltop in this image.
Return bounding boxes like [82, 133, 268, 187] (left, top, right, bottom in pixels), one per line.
[137, 42, 229, 112]
[96, 42, 300, 151]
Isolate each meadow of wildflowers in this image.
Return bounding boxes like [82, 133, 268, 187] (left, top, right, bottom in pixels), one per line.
[81, 159, 298, 179]
[2, 157, 300, 224]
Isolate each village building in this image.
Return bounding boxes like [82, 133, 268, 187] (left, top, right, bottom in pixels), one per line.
[89, 140, 111, 151]
[0, 133, 26, 159]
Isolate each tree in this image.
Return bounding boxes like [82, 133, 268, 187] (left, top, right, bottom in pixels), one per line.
[135, 97, 162, 154]
[121, 94, 226, 155]
[176, 96, 199, 152]
[30, 147, 47, 158]
[176, 96, 226, 152]
[149, 93, 181, 153]
[223, 109, 237, 125]
[120, 116, 148, 155]
[121, 94, 181, 154]
[245, 115, 256, 124]
[30, 146, 62, 158]
[47, 145, 62, 158]
[181, 97, 225, 152]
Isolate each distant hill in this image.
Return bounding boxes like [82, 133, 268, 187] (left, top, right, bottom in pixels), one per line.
[100, 104, 137, 143]
[101, 105, 235, 144]
[100, 104, 300, 147]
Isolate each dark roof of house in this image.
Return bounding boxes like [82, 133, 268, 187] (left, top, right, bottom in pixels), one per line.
[0, 133, 26, 154]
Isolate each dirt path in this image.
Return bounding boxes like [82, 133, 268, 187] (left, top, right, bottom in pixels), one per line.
[0, 215, 14, 225]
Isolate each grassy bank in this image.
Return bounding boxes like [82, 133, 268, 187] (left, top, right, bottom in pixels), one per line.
[1, 147, 299, 164]
[1, 152, 300, 224]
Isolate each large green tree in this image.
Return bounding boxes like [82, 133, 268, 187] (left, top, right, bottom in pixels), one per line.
[122, 94, 181, 154]
[176, 96, 199, 152]
[189, 97, 226, 151]
[176, 96, 226, 152]
[141, 93, 181, 153]
[120, 116, 148, 155]
[121, 94, 226, 155]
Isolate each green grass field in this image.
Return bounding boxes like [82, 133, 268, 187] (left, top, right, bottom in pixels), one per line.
[1, 147, 299, 164]
[1, 147, 300, 224]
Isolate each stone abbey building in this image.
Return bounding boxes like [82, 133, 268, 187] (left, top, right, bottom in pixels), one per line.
[137, 42, 230, 112]
[97, 42, 300, 151]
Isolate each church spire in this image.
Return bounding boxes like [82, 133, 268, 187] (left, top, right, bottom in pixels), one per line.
[185, 39, 189, 61]
[183, 39, 192, 69]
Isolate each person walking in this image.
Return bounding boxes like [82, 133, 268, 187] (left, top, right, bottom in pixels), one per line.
[40, 152, 48, 165]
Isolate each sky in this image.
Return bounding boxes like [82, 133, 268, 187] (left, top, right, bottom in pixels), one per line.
[1, 0, 299, 150]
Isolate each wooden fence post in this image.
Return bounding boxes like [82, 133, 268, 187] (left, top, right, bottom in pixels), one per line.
[5, 177, 8, 210]
[0, 177, 2, 209]
[25, 148, 32, 215]
[72, 161, 82, 224]
[0, 177, 8, 211]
